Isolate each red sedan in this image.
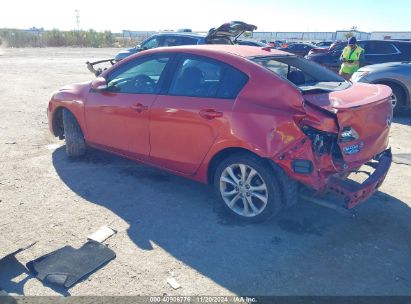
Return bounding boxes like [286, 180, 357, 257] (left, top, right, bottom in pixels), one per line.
[48, 45, 393, 222]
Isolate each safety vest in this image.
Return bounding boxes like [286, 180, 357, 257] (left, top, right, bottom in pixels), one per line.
[340, 45, 364, 74]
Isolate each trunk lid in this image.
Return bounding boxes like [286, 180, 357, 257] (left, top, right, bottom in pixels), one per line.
[205, 21, 257, 44]
[304, 83, 393, 163]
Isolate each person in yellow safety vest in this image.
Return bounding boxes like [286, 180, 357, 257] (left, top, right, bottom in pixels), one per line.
[339, 36, 364, 80]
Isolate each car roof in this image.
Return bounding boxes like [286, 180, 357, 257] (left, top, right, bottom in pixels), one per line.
[151, 32, 205, 38]
[146, 44, 292, 58]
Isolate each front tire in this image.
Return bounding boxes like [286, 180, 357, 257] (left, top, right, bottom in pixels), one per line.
[378, 82, 406, 115]
[214, 153, 284, 223]
[62, 109, 86, 157]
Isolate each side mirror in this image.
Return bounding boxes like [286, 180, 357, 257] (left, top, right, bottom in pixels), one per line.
[91, 77, 108, 92]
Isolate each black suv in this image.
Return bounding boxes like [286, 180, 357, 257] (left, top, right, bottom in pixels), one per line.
[305, 40, 411, 72]
[114, 21, 256, 61]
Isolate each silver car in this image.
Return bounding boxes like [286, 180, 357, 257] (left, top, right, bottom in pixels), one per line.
[351, 62, 411, 114]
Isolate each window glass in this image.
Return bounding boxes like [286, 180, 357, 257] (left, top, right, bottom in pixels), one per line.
[169, 57, 248, 99]
[396, 42, 411, 55]
[160, 37, 180, 47]
[142, 37, 161, 49]
[365, 42, 396, 54]
[177, 37, 199, 45]
[252, 56, 344, 87]
[107, 56, 169, 94]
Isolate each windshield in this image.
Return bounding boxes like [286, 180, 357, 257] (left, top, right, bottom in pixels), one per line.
[250, 55, 348, 91]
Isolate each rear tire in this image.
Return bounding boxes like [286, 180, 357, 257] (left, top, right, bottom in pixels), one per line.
[62, 109, 86, 157]
[213, 153, 284, 223]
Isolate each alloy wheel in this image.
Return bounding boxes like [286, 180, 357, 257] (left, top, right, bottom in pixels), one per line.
[390, 93, 398, 109]
[219, 164, 269, 217]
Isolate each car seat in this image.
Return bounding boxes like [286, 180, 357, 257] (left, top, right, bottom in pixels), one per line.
[173, 67, 205, 96]
[287, 70, 306, 85]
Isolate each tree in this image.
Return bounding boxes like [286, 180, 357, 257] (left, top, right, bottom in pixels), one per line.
[344, 31, 354, 40]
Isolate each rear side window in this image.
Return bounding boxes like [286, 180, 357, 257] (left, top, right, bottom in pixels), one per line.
[395, 42, 411, 55]
[169, 56, 248, 99]
[365, 41, 397, 54]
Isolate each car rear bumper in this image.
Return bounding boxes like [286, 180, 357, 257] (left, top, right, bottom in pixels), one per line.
[325, 148, 392, 209]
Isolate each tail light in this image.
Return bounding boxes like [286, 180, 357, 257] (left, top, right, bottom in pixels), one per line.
[339, 127, 359, 143]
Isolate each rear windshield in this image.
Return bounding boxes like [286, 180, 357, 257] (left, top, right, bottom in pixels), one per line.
[250, 55, 348, 91]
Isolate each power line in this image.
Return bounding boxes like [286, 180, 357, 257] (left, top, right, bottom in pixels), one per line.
[75, 10, 80, 31]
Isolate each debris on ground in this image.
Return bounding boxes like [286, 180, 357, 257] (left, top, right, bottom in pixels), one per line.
[45, 143, 61, 150]
[87, 226, 117, 243]
[166, 277, 181, 290]
[393, 153, 411, 166]
[27, 240, 116, 288]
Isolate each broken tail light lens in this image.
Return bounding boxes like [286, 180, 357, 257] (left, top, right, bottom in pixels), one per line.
[339, 127, 359, 143]
[301, 125, 338, 155]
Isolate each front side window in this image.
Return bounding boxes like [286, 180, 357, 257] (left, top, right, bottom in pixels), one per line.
[106, 56, 170, 94]
[161, 36, 180, 47]
[142, 37, 161, 49]
[169, 56, 248, 99]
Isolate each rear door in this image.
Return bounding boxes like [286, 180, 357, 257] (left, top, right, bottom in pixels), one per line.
[85, 54, 172, 158]
[149, 54, 248, 174]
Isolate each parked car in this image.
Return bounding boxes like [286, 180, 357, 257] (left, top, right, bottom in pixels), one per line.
[236, 40, 267, 47]
[279, 43, 317, 57]
[307, 41, 345, 56]
[114, 21, 257, 61]
[316, 41, 333, 48]
[48, 45, 392, 222]
[305, 40, 411, 72]
[268, 40, 285, 48]
[351, 61, 411, 114]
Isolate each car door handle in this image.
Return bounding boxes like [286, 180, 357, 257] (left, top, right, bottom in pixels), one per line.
[131, 103, 148, 112]
[199, 109, 223, 120]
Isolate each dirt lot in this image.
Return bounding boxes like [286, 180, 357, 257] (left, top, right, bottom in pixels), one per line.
[0, 47, 411, 296]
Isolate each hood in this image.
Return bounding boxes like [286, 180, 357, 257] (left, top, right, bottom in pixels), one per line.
[114, 48, 140, 61]
[361, 61, 411, 71]
[54, 81, 91, 101]
[205, 21, 257, 43]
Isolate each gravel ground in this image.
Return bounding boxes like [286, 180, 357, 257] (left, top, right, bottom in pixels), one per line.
[0, 47, 411, 296]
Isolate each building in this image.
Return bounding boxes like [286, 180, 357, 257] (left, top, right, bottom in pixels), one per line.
[370, 31, 411, 41]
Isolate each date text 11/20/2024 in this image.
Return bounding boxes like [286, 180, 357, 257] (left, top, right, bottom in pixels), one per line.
[149, 296, 258, 303]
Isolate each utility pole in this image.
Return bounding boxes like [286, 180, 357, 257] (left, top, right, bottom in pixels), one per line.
[75, 10, 80, 31]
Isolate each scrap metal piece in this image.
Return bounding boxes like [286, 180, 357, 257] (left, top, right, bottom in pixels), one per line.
[87, 226, 117, 243]
[166, 277, 181, 289]
[86, 59, 115, 76]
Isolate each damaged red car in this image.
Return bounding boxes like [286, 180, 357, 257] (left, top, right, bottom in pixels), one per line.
[48, 45, 393, 222]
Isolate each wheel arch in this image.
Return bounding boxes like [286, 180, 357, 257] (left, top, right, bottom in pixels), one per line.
[51, 106, 86, 138]
[207, 147, 266, 184]
[372, 78, 410, 106]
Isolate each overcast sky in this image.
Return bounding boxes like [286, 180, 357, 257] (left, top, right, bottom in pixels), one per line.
[2, 0, 411, 33]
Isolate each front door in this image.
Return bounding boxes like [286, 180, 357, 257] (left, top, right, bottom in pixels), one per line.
[149, 55, 248, 174]
[85, 54, 171, 158]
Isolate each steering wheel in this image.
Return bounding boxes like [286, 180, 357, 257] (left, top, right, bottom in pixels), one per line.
[133, 74, 156, 93]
